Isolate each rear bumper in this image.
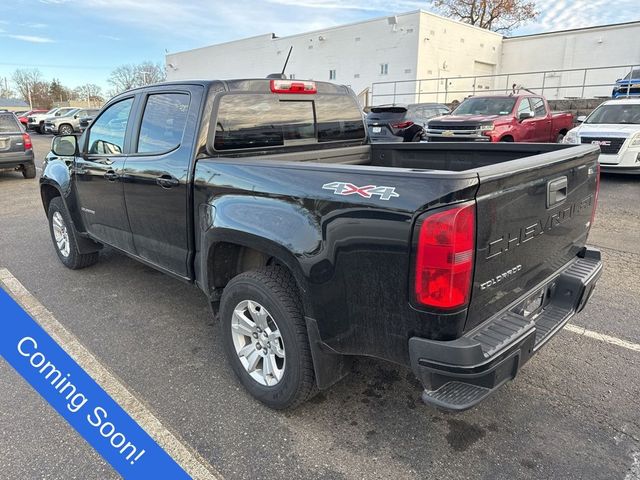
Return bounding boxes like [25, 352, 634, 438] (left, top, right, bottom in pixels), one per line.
[0, 150, 34, 169]
[409, 247, 603, 411]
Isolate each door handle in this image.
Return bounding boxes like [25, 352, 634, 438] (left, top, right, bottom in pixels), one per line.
[104, 170, 119, 181]
[547, 176, 567, 208]
[156, 174, 180, 188]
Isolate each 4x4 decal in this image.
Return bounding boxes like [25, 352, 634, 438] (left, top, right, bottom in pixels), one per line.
[322, 182, 399, 200]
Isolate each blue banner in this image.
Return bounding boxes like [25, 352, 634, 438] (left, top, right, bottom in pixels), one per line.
[0, 287, 190, 479]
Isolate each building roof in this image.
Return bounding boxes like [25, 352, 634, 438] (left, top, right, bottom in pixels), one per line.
[0, 98, 28, 108]
[506, 20, 640, 40]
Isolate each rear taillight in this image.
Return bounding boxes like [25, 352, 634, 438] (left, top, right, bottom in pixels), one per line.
[270, 80, 317, 94]
[590, 162, 600, 227]
[391, 120, 414, 129]
[414, 202, 475, 309]
[22, 133, 32, 151]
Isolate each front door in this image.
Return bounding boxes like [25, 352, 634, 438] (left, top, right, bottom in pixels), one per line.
[529, 97, 552, 142]
[74, 97, 136, 252]
[122, 90, 195, 278]
[516, 98, 536, 142]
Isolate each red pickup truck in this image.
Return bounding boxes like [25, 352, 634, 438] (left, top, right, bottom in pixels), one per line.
[426, 94, 573, 143]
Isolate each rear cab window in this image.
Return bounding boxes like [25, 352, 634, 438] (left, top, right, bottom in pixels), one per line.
[213, 92, 365, 151]
[0, 113, 21, 133]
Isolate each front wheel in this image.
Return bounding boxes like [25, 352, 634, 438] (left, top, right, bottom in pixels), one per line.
[59, 124, 73, 135]
[219, 267, 317, 409]
[47, 197, 99, 269]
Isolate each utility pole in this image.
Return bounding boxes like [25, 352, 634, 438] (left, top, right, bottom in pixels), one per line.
[27, 83, 33, 109]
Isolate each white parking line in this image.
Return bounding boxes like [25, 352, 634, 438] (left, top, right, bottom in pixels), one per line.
[0, 268, 222, 480]
[565, 323, 640, 353]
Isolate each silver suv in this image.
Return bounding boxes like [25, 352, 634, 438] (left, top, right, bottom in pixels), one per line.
[44, 108, 100, 135]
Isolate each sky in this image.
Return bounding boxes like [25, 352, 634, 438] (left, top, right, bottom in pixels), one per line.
[0, 0, 637, 94]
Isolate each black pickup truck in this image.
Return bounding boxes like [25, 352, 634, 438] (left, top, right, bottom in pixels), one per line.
[41, 79, 603, 411]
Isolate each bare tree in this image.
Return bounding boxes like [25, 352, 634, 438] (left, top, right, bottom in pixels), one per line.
[0, 77, 15, 99]
[107, 62, 166, 95]
[137, 61, 166, 85]
[73, 83, 104, 107]
[431, 0, 538, 33]
[107, 64, 139, 94]
[12, 69, 44, 106]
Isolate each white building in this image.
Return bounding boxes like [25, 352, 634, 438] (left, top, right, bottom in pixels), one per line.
[165, 11, 640, 105]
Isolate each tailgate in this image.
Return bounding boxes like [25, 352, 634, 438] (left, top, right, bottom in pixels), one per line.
[465, 144, 600, 331]
[0, 134, 25, 153]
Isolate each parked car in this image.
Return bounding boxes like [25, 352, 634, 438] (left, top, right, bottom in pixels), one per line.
[612, 67, 640, 98]
[27, 107, 77, 134]
[44, 108, 100, 135]
[426, 94, 574, 143]
[563, 98, 640, 174]
[41, 78, 601, 411]
[44, 108, 80, 135]
[78, 112, 99, 133]
[366, 103, 450, 142]
[0, 111, 35, 178]
[17, 109, 47, 127]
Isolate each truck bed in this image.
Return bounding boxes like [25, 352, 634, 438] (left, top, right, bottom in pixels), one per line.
[218, 141, 584, 172]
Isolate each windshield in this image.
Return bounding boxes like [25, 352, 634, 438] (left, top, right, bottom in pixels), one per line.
[453, 97, 516, 116]
[59, 109, 79, 117]
[622, 69, 640, 81]
[585, 104, 640, 124]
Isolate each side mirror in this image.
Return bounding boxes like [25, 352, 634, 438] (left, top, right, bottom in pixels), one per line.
[519, 112, 534, 122]
[51, 135, 78, 157]
[74, 114, 79, 119]
[576, 115, 587, 123]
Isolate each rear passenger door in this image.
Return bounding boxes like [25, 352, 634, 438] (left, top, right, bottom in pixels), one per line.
[122, 86, 203, 278]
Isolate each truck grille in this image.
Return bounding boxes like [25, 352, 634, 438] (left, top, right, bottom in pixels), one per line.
[426, 124, 481, 141]
[580, 137, 626, 155]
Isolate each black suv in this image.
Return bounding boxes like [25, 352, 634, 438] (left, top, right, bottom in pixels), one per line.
[366, 103, 450, 142]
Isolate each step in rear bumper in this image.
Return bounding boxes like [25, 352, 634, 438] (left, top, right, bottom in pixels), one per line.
[409, 247, 603, 411]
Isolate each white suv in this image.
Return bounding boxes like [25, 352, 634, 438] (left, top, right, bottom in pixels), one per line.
[563, 99, 640, 174]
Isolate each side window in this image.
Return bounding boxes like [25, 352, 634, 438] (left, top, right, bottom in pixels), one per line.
[87, 98, 133, 155]
[531, 97, 547, 117]
[517, 98, 533, 117]
[137, 93, 190, 154]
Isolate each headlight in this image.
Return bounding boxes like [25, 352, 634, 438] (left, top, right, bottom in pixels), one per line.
[478, 123, 494, 132]
[563, 130, 579, 144]
[629, 132, 640, 147]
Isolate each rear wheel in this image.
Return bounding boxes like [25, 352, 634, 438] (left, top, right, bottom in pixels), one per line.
[47, 197, 99, 269]
[22, 162, 36, 179]
[556, 132, 566, 143]
[500, 136, 514, 142]
[219, 267, 317, 409]
[410, 131, 426, 142]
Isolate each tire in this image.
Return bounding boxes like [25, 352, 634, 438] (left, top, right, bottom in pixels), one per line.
[556, 133, 565, 143]
[47, 197, 99, 269]
[219, 266, 317, 409]
[38, 122, 45, 134]
[410, 131, 425, 142]
[59, 124, 74, 135]
[500, 136, 514, 142]
[22, 162, 36, 179]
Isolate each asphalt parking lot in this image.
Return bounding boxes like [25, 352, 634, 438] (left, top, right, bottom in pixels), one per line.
[1, 134, 639, 480]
